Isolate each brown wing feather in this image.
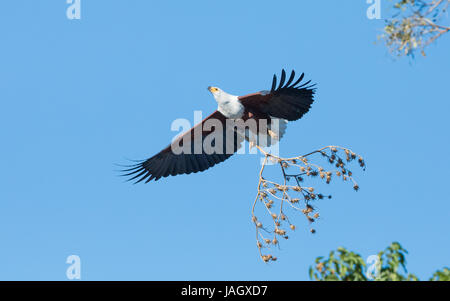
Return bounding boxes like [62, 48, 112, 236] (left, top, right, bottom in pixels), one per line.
[121, 111, 244, 183]
[238, 70, 316, 121]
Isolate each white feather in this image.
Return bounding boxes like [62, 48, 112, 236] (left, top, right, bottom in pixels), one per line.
[212, 89, 245, 119]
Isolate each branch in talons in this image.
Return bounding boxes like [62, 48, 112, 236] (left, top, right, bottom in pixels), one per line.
[251, 145, 365, 263]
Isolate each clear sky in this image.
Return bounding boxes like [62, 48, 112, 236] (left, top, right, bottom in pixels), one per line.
[0, 1, 449, 280]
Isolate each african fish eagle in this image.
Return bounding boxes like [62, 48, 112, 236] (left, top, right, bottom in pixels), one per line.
[122, 70, 316, 183]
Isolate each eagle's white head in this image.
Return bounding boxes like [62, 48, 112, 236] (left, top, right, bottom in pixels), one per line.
[208, 86, 230, 105]
[208, 86, 244, 118]
[208, 86, 224, 97]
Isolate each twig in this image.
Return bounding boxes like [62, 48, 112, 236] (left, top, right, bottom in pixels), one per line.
[251, 145, 365, 263]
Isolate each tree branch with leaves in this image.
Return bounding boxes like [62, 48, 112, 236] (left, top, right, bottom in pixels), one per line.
[380, 0, 450, 56]
[309, 242, 449, 281]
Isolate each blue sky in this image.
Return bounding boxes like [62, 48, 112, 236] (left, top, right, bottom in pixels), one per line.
[0, 0, 449, 280]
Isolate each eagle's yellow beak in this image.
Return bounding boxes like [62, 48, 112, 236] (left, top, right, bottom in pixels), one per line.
[208, 86, 219, 93]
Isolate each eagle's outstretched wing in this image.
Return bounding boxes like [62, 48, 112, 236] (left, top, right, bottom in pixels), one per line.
[238, 69, 316, 121]
[121, 111, 244, 183]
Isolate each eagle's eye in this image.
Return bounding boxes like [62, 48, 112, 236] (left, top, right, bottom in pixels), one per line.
[208, 86, 219, 93]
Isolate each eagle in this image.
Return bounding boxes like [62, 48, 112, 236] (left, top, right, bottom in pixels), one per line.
[122, 69, 316, 183]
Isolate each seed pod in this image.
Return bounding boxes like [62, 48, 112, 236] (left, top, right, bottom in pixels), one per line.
[275, 229, 286, 235]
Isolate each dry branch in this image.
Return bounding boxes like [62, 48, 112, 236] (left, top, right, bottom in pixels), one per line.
[251, 145, 365, 263]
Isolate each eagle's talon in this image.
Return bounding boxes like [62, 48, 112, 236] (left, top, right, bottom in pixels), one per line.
[268, 129, 278, 139]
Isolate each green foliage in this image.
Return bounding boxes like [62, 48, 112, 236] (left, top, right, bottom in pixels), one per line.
[309, 242, 447, 281]
[309, 247, 367, 281]
[430, 267, 450, 281]
[380, 0, 450, 57]
[376, 242, 418, 281]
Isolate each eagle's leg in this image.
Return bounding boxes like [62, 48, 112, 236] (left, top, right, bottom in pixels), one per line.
[267, 129, 278, 140]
